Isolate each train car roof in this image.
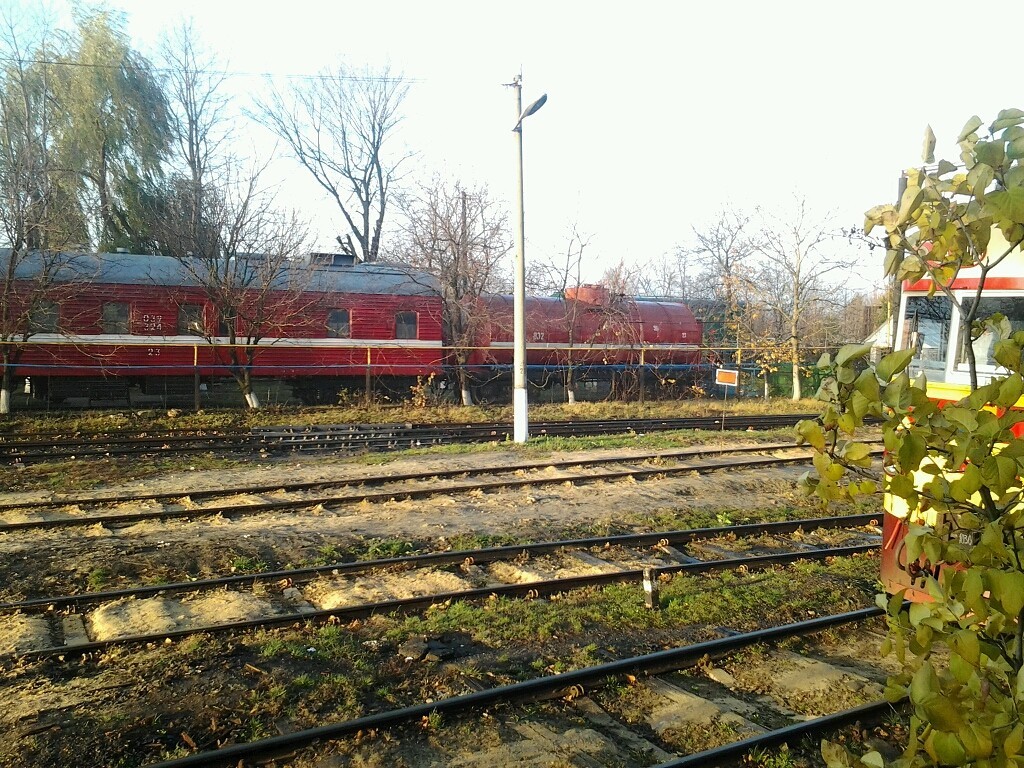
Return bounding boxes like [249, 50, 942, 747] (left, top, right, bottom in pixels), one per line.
[1, 249, 441, 296]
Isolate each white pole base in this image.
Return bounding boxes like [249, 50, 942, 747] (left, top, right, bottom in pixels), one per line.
[513, 387, 529, 443]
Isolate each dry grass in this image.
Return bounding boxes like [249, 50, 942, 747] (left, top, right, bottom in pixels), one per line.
[0, 397, 822, 436]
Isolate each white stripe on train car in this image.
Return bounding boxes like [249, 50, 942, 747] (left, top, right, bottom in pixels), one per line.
[23, 333, 443, 349]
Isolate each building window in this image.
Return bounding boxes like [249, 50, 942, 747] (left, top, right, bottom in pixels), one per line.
[178, 304, 205, 336]
[101, 302, 130, 334]
[395, 311, 418, 340]
[29, 301, 58, 333]
[327, 309, 351, 338]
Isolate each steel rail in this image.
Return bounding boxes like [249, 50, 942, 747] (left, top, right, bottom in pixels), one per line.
[0, 513, 880, 613]
[0, 450, 835, 532]
[142, 604, 885, 768]
[651, 699, 905, 767]
[0, 413, 817, 463]
[0, 440, 824, 512]
[10, 544, 877, 662]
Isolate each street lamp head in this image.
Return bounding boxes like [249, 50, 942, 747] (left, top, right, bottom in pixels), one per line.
[513, 93, 547, 131]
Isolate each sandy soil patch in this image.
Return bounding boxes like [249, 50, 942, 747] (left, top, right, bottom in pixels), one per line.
[88, 591, 282, 641]
[0, 614, 52, 654]
[305, 569, 476, 610]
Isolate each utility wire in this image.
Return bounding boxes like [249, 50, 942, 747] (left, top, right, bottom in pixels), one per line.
[0, 55, 419, 84]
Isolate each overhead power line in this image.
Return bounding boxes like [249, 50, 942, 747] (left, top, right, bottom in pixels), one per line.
[0, 55, 419, 84]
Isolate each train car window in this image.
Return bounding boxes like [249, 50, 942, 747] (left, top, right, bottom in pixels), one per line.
[960, 297, 1024, 367]
[101, 302, 130, 334]
[178, 304, 205, 336]
[218, 313, 234, 336]
[902, 295, 951, 366]
[327, 309, 351, 338]
[28, 301, 59, 333]
[395, 311, 418, 340]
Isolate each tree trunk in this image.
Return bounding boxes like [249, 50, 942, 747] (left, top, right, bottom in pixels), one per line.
[1, 356, 13, 415]
[244, 389, 261, 409]
[461, 387, 473, 406]
[790, 336, 801, 401]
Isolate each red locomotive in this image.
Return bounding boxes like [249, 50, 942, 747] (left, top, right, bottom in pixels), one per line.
[3, 250, 703, 407]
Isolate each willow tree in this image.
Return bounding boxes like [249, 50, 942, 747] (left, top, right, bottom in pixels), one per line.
[0, 10, 86, 414]
[51, 9, 172, 251]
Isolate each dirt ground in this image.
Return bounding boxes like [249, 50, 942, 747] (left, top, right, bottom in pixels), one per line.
[0, 436, 883, 768]
[0, 440, 829, 605]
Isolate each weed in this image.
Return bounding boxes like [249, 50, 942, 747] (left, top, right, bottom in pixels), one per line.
[88, 567, 111, 589]
[360, 538, 415, 561]
[230, 555, 267, 574]
[747, 745, 797, 768]
[292, 674, 315, 689]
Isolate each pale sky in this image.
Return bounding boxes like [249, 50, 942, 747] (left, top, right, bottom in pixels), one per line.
[30, 1, 1024, 290]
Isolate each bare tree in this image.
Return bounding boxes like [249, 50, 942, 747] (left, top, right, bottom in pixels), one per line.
[751, 198, 849, 400]
[394, 178, 510, 405]
[0, 10, 86, 414]
[531, 226, 593, 403]
[155, 29, 312, 409]
[684, 208, 761, 349]
[154, 167, 311, 408]
[254, 65, 409, 263]
[159, 20, 229, 252]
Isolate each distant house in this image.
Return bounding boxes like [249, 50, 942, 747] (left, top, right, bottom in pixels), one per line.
[864, 318, 895, 361]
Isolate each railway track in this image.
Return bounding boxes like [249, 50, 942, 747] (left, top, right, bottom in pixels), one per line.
[2, 514, 879, 661]
[1, 430, 896, 767]
[0, 413, 816, 464]
[0, 442, 878, 532]
[141, 606, 896, 768]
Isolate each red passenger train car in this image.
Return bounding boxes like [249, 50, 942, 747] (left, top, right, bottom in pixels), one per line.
[3, 251, 704, 406]
[7, 251, 445, 404]
[472, 285, 702, 370]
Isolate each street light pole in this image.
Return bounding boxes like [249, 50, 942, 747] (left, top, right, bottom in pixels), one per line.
[509, 76, 546, 444]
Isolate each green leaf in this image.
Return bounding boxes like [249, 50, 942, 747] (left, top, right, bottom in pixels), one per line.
[981, 455, 1017, 493]
[1009, 135, 1024, 161]
[994, 340, 1023, 371]
[959, 115, 983, 141]
[922, 125, 936, 164]
[843, 442, 872, 462]
[986, 188, 1024, 227]
[994, 570, 1024, 616]
[795, 419, 825, 451]
[1004, 722, 1024, 756]
[967, 163, 995, 198]
[950, 629, 980, 664]
[853, 369, 881, 402]
[876, 349, 915, 382]
[923, 696, 965, 732]
[976, 140, 1006, 168]
[998, 373, 1024, 407]
[899, 432, 927, 471]
[909, 602, 931, 627]
[899, 185, 924, 225]
[992, 107, 1024, 131]
[835, 343, 871, 367]
[911, 663, 939, 703]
